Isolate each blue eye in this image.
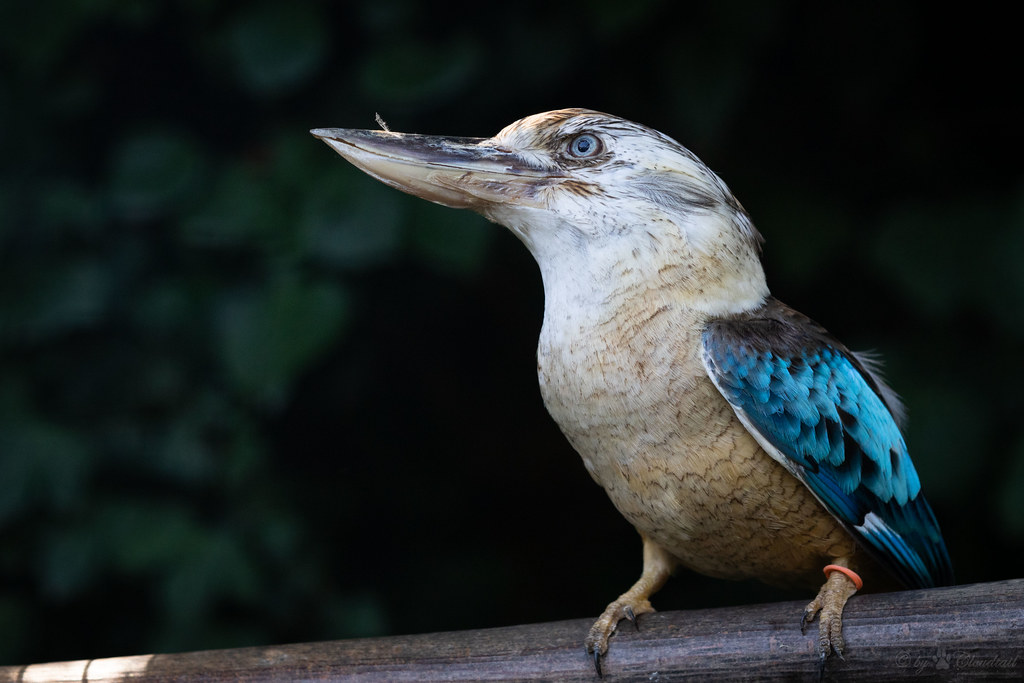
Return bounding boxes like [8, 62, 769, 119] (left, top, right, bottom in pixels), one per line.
[568, 133, 601, 158]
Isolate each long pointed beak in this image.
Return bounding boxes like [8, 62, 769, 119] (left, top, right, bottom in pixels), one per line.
[310, 128, 558, 210]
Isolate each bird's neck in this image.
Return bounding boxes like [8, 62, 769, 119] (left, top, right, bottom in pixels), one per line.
[531, 233, 769, 328]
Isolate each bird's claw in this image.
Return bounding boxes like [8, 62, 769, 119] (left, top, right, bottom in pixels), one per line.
[585, 598, 655, 676]
[592, 647, 603, 677]
[800, 606, 816, 635]
[802, 569, 858, 671]
[802, 595, 846, 659]
[624, 605, 639, 630]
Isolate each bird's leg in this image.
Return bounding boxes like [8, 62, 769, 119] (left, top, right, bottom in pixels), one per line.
[585, 535, 677, 674]
[801, 562, 861, 664]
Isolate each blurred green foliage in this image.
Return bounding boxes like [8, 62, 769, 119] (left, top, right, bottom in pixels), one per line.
[1, 0, 1022, 667]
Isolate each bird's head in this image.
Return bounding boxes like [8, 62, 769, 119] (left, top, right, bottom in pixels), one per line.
[313, 109, 768, 315]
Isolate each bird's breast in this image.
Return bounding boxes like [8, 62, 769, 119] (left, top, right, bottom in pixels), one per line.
[536, 298, 731, 502]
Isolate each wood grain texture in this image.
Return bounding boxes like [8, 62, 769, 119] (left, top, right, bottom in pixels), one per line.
[5, 579, 1021, 682]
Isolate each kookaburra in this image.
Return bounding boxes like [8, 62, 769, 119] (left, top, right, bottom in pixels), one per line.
[312, 109, 952, 674]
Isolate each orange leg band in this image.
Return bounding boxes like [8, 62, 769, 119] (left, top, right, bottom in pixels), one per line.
[823, 564, 863, 590]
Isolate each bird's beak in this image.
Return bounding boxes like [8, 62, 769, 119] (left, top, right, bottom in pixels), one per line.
[311, 128, 558, 211]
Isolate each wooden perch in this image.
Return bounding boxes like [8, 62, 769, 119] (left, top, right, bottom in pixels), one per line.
[4, 579, 1022, 682]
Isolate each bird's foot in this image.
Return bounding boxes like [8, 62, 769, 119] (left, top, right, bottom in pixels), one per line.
[585, 598, 654, 674]
[584, 536, 677, 676]
[801, 564, 861, 665]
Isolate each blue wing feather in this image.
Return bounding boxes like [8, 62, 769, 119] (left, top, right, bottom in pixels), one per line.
[702, 299, 953, 589]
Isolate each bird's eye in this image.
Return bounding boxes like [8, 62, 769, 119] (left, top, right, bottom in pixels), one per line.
[568, 133, 602, 158]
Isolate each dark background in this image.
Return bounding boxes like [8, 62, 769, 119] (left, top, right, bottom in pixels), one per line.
[2, 0, 1022, 666]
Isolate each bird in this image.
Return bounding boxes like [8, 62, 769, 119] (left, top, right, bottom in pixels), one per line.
[311, 109, 953, 674]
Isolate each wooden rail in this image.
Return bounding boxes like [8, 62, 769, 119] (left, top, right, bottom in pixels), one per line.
[4, 579, 1022, 681]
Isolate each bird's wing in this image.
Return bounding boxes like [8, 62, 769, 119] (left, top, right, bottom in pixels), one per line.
[701, 298, 953, 589]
